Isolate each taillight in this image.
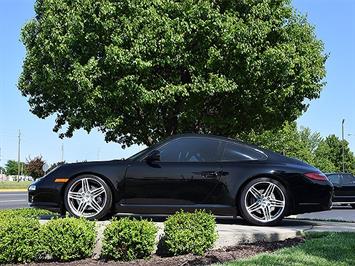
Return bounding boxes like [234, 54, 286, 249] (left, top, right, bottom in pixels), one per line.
[304, 172, 328, 181]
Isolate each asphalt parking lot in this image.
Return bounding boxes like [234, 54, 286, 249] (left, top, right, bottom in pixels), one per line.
[0, 191, 28, 209]
[296, 205, 355, 222]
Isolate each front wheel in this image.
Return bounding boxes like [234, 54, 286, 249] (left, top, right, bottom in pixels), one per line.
[64, 175, 112, 220]
[239, 178, 288, 226]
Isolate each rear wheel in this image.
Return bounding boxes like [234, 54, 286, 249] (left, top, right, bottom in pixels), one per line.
[64, 175, 112, 220]
[239, 177, 288, 226]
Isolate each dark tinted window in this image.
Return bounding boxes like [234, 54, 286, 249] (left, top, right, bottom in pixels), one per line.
[221, 141, 267, 161]
[327, 174, 341, 185]
[159, 137, 221, 162]
[342, 174, 355, 185]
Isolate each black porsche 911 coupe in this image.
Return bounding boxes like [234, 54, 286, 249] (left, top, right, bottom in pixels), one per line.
[28, 134, 333, 226]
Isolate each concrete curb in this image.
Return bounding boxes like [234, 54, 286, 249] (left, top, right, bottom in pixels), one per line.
[92, 221, 110, 259]
[214, 223, 309, 248]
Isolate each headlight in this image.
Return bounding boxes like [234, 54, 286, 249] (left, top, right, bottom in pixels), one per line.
[28, 185, 36, 191]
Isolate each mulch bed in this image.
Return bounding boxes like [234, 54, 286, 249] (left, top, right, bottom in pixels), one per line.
[27, 237, 304, 266]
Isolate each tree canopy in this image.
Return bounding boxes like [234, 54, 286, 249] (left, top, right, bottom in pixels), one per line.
[245, 122, 355, 174]
[315, 135, 355, 173]
[4, 160, 27, 176]
[47, 161, 65, 172]
[19, 0, 326, 147]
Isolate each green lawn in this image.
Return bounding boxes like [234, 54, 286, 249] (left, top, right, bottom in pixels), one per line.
[0, 208, 54, 219]
[220, 232, 355, 266]
[0, 181, 32, 189]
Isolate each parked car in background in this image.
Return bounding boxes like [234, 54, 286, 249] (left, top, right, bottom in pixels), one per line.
[28, 134, 333, 226]
[326, 173, 355, 208]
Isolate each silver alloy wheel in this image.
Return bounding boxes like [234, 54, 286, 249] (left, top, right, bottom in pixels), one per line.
[244, 181, 285, 223]
[67, 177, 107, 218]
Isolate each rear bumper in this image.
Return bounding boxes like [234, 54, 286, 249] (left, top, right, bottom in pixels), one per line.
[333, 196, 355, 204]
[291, 180, 333, 215]
[293, 201, 332, 214]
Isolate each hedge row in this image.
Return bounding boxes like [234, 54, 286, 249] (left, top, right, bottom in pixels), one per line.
[0, 210, 217, 264]
[102, 218, 157, 261]
[0, 217, 42, 263]
[41, 218, 96, 261]
[164, 210, 218, 255]
[0, 217, 95, 264]
[101, 210, 217, 260]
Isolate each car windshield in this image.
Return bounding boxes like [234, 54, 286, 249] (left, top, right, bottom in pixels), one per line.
[127, 146, 151, 161]
[127, 140, 165, 161]
[342, 174, 355, 185]
[327, 174, 341, 185]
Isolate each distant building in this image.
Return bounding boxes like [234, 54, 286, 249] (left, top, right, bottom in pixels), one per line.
[0, 174, 33, 181]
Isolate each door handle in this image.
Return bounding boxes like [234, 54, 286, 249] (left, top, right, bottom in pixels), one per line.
[200, 171, 220, 178]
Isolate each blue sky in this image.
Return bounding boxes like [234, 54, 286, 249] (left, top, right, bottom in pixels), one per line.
[0, 0, 354, 167]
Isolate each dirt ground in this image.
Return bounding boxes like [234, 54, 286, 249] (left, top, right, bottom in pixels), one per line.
[25, 237, 304, 266]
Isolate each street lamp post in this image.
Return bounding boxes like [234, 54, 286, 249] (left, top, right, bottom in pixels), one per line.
[342, 119, 345, 173]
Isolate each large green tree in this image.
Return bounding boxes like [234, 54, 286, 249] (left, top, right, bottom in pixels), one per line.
[19, 0, 326, 147]
[4, 160, 27, 176]
[244, 123, 355, 174]
[315, 135, 355, 173]
[244, 122, 320, 165]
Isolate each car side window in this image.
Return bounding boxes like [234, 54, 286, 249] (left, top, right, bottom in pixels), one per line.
[342, 174, 355, 185]
[328, 174, 341, 185]
[221, 141, 267, 161]
[158, 137, 222, 162]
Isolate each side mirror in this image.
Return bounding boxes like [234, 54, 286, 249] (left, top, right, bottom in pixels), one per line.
[145, 150, 160, 162]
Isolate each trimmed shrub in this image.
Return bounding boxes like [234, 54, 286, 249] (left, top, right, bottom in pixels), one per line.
[0, 217, 43, 263]
[164, 210, 217, 255]
[102, 218, 157, 261]
[0, 208, 53, 219]
[41, 217, 96, 261]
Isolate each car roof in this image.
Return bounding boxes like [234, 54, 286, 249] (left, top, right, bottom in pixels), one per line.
[168, 133, 241, 142]
[168, 133, 261, 148]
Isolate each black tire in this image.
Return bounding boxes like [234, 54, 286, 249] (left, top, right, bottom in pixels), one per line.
[351, 204, 355, 209]
[239, 177, 289, 226]
[64, 175, 112, 220]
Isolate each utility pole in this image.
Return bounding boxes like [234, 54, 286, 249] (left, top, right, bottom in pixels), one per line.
[0, 146, 2, 177]
[342, 119, 345, 173]
[61, 143, 64, 162]
[17, 129, 21, 182]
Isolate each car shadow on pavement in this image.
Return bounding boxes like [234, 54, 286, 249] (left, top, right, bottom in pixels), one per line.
[112, 213, 314, 227]
[38, 212, 315, 227]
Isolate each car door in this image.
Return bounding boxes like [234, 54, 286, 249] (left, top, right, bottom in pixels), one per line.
[218, 140, 269, 206]
[327, 174, 343, 201]
[122, 137, 224, 206]
[338, 174, 355, 202]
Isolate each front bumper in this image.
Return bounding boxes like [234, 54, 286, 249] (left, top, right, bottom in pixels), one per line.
[28, 177, 65, 213]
